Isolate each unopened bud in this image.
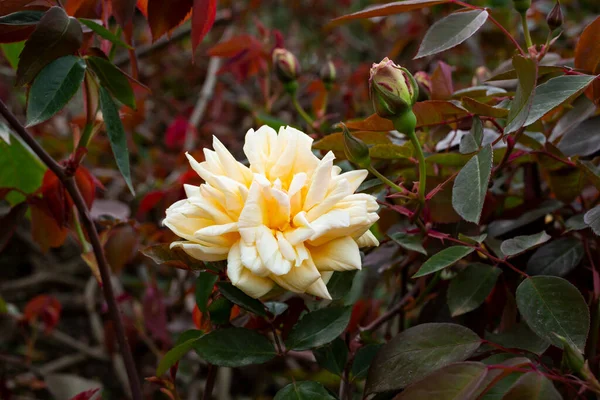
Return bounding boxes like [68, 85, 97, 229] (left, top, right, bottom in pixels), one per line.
[413, 71, 431, 101]
[320, 60, 336, 91]
[342, 124, 370, 169]
[547, 1, 563, 31]
[556, 334, 585, 374]
[272, 48, 300, 87]
[369, 57, 418, 120]
[512, 0, 531, 14]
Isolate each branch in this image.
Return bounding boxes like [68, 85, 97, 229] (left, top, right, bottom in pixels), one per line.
[0, 100, 143, 400]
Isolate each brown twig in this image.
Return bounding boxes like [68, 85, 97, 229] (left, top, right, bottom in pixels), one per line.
[0, 100, 143, 400]
[359, 283, 421, 335]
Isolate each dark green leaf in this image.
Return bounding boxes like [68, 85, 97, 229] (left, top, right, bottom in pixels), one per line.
[459, 116, 483, 154]
[217, 282, 267, 316]
[452, 144, 492, 223]
[447, 263, 501, 317]
[389, 232, 427, 255]
[156, 330, 203, 376]
[549, 95, 596, 142]
[558, 116, 600, 157]
[525, 237, 584, 277]
[98, 86, 134, 194]
[274, 381, 336, 400]
[487, 200, 562, 237]
[413, 246, 474, 278]
[516, 276, 590, 351]
[193, 328, 276, 367]
[16, 7, 83, 86]
[79, 19, 132, 48]
[1, 42, 24, 70]
[195, 272, 217, 313]
[0, 133, 46, 204]
[584, 205, 600, 236]
[88, 56, 136, 109]
[0, 11, 44, 26]
[500, 231, 551, 258]
[524, 74, 597, 127]
[505, 55, 538, 134]
[265, 302, 288, 317]
[312, 338, 347, 376]
[326, 271, 357, 301]
[365, 323, 481, 393]
[207, 296, 232, 325]
[502, 372, 561, 400]
[415, 9, 488, 59]
[26, 56, 86, 127]
[285, 306, 352, 351]
[565, 214, 587, 232]
[351, 343, 382, 380]
[485, 323, 549, 355]
[479, 357, 529, 400]
[394, 362, 488, 400]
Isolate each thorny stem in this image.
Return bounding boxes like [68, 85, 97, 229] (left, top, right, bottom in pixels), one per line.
[406, 129, 427, 220]
[0, 99, 144, 400]
[367, 166, 410, 195]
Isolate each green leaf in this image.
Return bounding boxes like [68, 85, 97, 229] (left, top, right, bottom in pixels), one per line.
[98, 86, 134, 194]
[326, 271, 357, 301]
[415, 9, 488, 59]
[485, 323, 549, 355]
[500, 231, 551, 258]
[16, 7, 83, 86]
[447, 263, 501, 317]
[217, 282, 267, 316]
[26, 56, 86, 127]
[88, 56, 136, 109]
[1, 42, 24, 70]
[285, 306, 352, 351]
[394, 362, 488, 400]
[487, 200, 562, 237]
[79, 19, 132, 49]
[195, 272, 217, 313]
[207, 296, 232, 325]
[524, 74, 597, 127]
[365, 323, 481, 394]
[479, 358, 528, 400]
[516, 276, 590, 351]
[558, 116, 600, 157]
[565, 214, 587, 232]
[389, 232, 427, 255]
[459, 116, 483, 154]
[193, 327, 276, 367]
[274, 381, 336, 400]
[351, 343, 382, 380]
[156, 330, 203, 376]
[505, 55, 538, 134]
[452, 144, 492, 223]
[584, 205, 600, 236]
[413, 246, 474, 278]
[0, 133, 46, 204]
[265, 301, 288, 316]
[502, 372, 561, 400]
[312, 338, 348, 376]
[525, 237, 584, 277]
[549, 95, 596, 142]
[0, 11, 44, 25]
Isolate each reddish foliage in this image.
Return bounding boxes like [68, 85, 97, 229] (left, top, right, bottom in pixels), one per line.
[22, 295, 62, 333]
[164, 115, 190, 149]
[191, 0, 217, 55]
[70, 389, 100, 400]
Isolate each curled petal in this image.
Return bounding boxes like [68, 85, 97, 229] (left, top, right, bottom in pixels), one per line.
[356, 230, 379, 248]
[227, 241, 274, 298]
[271, 258, 321, 294]
[310, 236, 362, 271]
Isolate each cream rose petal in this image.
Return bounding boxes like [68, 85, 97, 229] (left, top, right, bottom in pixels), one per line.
[227, 241, 274, 298]
[310, 236, 362, 271]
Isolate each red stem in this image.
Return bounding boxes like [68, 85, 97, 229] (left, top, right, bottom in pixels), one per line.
[0, 100, 143, 400]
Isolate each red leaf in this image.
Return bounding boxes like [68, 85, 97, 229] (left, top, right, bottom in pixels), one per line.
[575, 16, 600, 104]
[345, 114, 393, 132]
[430, 61, 454, 100]
[143, 284, 171, 344]
[164, 115, 189, 149]
[138, 190, 165, 215]
[0, 202, 28, 252]
[111, 0, 137, 27]
[0, 0, 49, 15]
[147, 0, 192, 41]
[70, 389, 100, 400]
[136, 0, 148, 16]
[23, 294, 62, 333]
[104, 224, 138, 273]
[29, 198, 69, 252]
[328, 0, 451, 26]
[192, 305, 212, 331]
[191, 0, 217, 54]
[65, 0, 100, 18]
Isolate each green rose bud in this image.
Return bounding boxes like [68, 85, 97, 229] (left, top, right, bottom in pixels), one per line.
[272, 48, 300, 89]
[320, 59, 336, 91]
[369, 57, 419, 120]
[342, 124, 370, 169]
[555, 334, 585, 374]
[512, 0, 531, 14]
[547, 1, 563, 31]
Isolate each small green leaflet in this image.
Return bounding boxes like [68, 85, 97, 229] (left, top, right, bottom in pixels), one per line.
[500, 231, 551, 257]
[452, 144, 493, 224]
[0, 11, 44, 25]
[88, 56, 136, 109]
[584, 205, 600, 236]
[505, 55, 538, 134]
[389, 232, 427, 255]
[413, 246, 474, 277]
[285, 306, 352, 351]
[79, 19, 132, 49]
[98, 87, 135, 194]
[274, 381, 336, 400]
[195, 272, 217, 313]
[447, 263, 501, 317]
[156, 330, 204, 376]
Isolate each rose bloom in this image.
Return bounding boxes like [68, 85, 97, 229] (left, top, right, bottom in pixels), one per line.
[164, 126, 379, 299]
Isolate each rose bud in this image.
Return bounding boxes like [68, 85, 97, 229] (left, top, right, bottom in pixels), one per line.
[272, 48, 300, 89]
[547, 1, 563, 31]
[369, 57, 419, 120]
[512, 0, 531, 14]
[413, 71, 431, 101]
[342, 124, 370, 169]
[320, 59, 336, 91]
